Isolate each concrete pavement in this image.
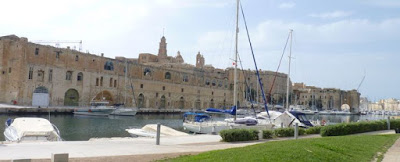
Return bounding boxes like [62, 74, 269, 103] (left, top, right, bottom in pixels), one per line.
[382, 136, 400, 162]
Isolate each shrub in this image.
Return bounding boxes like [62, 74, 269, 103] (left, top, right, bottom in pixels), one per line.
[390, 119, 400, 130]
[305, 126, 322, 135]
[274, 127, 305, 137]
[220, 129, 259, 142]
[262, 130, 273, 139]
[320, 120, 391, 137]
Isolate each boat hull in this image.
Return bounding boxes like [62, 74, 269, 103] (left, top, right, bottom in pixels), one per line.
[183, 121, 274, 134]
[73, 108, 115, 116]
[110, 108, 137, 116]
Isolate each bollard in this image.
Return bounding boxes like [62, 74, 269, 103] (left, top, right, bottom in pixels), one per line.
[156, 123, 161, 145]
[387, 116, 390, 130]
[294, 123, 299, 139]
[258, 130, 263, 140]
[52, 153, 69, 162]
[211, 125, 216, 135]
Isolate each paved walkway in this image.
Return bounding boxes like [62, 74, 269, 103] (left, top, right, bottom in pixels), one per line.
[0, 134, 320, 162]
[382, 136, 400, 162]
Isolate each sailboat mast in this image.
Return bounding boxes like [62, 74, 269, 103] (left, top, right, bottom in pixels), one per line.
[286, 29, 293, 111]
[233, 0, 239, 120]
[124, 58, 128, 105]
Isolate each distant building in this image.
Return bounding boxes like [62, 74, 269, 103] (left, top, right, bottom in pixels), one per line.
[292, 83, 361, 112]
[0, 35, 290, 109]
[368, 98, 400, 111]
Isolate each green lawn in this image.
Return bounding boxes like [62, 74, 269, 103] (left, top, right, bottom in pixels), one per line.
[163, 134, 399, 162]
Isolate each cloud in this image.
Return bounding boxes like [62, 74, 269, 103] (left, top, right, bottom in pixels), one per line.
[279, 2, 296, 9]
[362, 0, 400, 8]
[309, 11, 353, 19]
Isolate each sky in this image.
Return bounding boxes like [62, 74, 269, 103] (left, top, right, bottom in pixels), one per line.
[1, 0, 399, 101]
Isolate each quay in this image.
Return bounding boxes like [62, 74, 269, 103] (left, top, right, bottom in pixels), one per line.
[0, 104, 190, 114]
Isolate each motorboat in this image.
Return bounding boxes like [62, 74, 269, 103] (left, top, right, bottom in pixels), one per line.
[257, 110, 313, 128]
[73, 101, 116, 116]
[126, 124, 188, 138]
[110, 104, 137, 116]
[4, 117, 62, 142]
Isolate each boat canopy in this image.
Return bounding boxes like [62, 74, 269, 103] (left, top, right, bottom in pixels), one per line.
[205, 105, 236, 115]
[183, 112, 211, 122]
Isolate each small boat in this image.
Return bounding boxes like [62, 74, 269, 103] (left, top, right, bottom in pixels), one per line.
[4, 117, 62, 142]
[110, 104, 137, 116]
[126, 124, 188, 138]
[73, 101, 116, 116]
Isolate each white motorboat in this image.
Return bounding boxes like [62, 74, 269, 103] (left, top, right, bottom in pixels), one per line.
[126, 124, 188, 138]
[73, 101, 116, 116]
[4, 117, 62, 142]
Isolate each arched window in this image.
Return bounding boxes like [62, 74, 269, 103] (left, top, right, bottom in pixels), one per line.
[212, 80, 216, 86]
[183, 75, 189, 82]
[205, 79, 210, 85]
[218, 81, 222, 87]
[165, 72, 171, 79]
[104, 61, 114, 71]
[77, 72, 83, 81]
[66, 71, 73, 80]
[143, 68, 151, 76]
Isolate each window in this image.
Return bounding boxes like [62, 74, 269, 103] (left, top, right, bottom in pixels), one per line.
[96, 78, 99, 86]
[212, 91, 214, 95]
[205, 79, 210, 85]
[66, 71, 73, 80]
[165, 72, 171, 79]
[55, 51, 61, 59]
[75, 55, 79, 61]
[114, 80, 117, 87]
[104, 61, 114, 71]
[37, 70, 44, 82]
[181, 88, 184, 92]
[35, 48, 39, 55]
[143, 68, 151, 76]
[77, 72, 83, 81]
[212, 80, 216, 86]
[218, 81, 222, 87]
[100, 77, 103, 86]
[156, 93, 159, 97]
[183, 75, 189, 82]
[49, 69, 53, 82]
[8, 67, 11, 73]
[110, 78, 113, 87]
[140, 84, 143, 88]
[28, 67, 33, 79]
[162, 86, 165, 90]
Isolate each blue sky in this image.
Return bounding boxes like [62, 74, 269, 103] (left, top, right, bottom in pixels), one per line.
[1, 0, 399, 101]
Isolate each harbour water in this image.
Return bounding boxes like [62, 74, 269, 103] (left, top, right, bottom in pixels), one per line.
[0, 113, 392, 141]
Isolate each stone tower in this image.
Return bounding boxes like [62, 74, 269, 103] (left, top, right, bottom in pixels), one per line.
[175, 51, 184, 63]
[158, 36, 167, 59]
[196, 51, 205, 68]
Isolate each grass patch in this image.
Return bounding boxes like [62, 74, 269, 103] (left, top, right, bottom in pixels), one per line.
[163, 134, 399, 162]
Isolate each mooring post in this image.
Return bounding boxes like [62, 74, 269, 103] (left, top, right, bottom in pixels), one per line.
[294, 123, 299, 139]
[387, 116, 390, 130]
[156, 123, 161, 145]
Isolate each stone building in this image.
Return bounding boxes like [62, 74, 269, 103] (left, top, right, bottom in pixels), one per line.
[0, 35, 290, 109]
[368, 98, 400, 111]
[292, 83, 361, 112]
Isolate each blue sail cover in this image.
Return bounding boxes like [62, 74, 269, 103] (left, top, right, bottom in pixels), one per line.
[206, 106, 236, 115]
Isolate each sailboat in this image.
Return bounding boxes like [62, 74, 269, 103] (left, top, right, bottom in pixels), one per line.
[183, 0, 275, 134]
[110, 58, 138, 116]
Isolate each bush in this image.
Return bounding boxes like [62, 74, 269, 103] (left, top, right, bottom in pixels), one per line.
[274, 127, 305, 137]
[220, 129, 259, 142]
[320, 120, 391, 137]
[262, 130, 273, 139]
[390, 119, 400, 130]
[305, 126, 322, 135]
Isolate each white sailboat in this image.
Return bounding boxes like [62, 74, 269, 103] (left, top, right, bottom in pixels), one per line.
[110, 58, 138, 116]
[183, 0, 275, 134]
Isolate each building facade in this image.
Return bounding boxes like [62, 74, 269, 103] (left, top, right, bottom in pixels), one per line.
[292, 83, 361, 112]
[0, 35, 290, 109]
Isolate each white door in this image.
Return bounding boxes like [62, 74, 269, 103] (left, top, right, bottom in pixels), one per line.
[32, 93, 49, 107]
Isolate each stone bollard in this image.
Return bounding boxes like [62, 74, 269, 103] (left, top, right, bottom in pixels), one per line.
[52, 153, 69, 162]
[156, 123, 161, 145]
[387, 116, 390, 130]
[258, 130, 263, 140]
[294, 123, 299, 140]
[211, 125, 216, 135]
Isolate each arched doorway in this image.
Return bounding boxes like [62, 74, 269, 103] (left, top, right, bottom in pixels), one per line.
[341, 104, 350, 111]
[179, 97, 184, 109]
[160, 95, 166, 109]
[138, 94, 144, 108]
[64, 89, 79, 106]
[93, 91, 114, 105]
[32, 86, 49, 107]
